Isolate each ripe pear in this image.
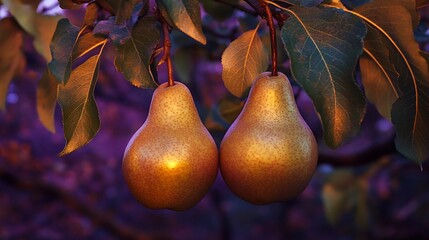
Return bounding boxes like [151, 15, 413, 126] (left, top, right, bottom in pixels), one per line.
[122, 82, 218, 211]
[220, 72, 318, 204]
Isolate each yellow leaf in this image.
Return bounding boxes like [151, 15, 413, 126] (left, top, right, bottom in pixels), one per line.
[221, 24, 269, 97]
[3, 0, 61, 61]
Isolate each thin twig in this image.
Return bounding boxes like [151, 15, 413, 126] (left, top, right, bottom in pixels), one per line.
[259, 0, 278, 76]
[318, 134, 397, 167]
[160, 15, 175, 86]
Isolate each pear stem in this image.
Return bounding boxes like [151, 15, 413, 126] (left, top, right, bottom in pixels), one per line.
[259, 0, 278, 76]
[161, 16, 175, 87]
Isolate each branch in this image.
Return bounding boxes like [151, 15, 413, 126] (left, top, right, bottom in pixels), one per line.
[0, 167, 161, 240]
[318, 133, 397, 167]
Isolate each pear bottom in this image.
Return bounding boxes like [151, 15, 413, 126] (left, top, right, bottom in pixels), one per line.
[220, 130, 317, 205]
[123, 127, 218, 211]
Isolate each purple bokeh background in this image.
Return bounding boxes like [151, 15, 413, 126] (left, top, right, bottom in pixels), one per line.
[1, 2, 429, 239]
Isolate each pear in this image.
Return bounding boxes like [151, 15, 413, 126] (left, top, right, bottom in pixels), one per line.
[220, 72, 318, 204]
[122, 82, 218, 211]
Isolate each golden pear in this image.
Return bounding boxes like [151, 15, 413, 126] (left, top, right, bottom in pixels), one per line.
[122, 82, 218, 211]
[220, 72, 318, 204]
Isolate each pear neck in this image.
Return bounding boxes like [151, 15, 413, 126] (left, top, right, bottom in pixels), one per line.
[244, 76, 299, 123]
[147, 83, 201, 127]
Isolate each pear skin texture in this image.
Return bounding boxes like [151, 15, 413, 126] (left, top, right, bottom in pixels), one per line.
[122, 82, 219, 211]
[220, 72, 318, 205]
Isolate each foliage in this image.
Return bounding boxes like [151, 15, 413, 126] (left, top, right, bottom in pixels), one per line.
[0, 0, 428, 166]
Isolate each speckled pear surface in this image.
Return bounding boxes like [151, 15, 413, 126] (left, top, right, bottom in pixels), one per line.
[220, 72, 318, 204]
[122, 82, 218, 211]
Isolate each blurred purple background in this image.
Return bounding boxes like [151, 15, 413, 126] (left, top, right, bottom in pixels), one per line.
[1, 1, 429, 239]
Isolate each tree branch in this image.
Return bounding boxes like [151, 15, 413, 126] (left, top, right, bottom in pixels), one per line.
[0, 167, 161, 240]
[318, 133, 397, 167]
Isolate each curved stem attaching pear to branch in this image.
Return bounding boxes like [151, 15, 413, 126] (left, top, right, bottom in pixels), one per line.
[259, 0, 278, 76]
[159, 13, 175, 87]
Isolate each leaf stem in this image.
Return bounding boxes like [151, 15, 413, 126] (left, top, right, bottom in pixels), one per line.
[161, 16, 175, 87]
[259, 0, 278, 76]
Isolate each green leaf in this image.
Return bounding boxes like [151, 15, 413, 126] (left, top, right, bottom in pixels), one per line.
[218, 97, 244, 124]
[172, 47, 195, 83]
[48, 19, 80, 83]
[58, 46, 106, 156]
[0, 18, 24, 110]
[322, 170, 355, 225]
[37, 69, 59, 133]
[156, 0, 207, 44]
[355, 0, 429, 163]
[201, 0, 239, 21]
[115, 0, 142, 24]
[281, 6, 367, 148]
[3, 0, 61, 61]
[97, 0, 143, 24]
[50, 19, 107, 83]
[360, 31, 400, 120]
[72, 32, 107, 60]
[93, 17, 130, 45]
[115, 16, 160, 88]
[221, 24, 269, 97]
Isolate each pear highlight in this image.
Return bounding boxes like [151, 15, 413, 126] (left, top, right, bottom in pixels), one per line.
[220, 72, 318, 204]
[122, 82, 218, 211]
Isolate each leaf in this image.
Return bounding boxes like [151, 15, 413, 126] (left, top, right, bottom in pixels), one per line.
[18, 0, 41, 9]
[93, 17, 130, 45]
[355, 179, 370, 231]
[58, 0, 81, 9]
[50, 20, 107, 83]
[359, 29, 400, 120]
[322, 184, 349, 225]
[72, 32, 107, 61]
[172, 47, 194, 83]
[84, 2, 99, 27]
[48, 19, 80, 83]
[115, 16, 160, 88]
[280, 5, 367, 148]
[322, 169, 355, 225]
[355, 0, 429, 163]
[156, 0, 206, 44]
[3, 0, 61, 61]
[116, 0, 143, 23]
[221, 24, 269, 97]
[58, 46, 106, 156]
[322, 0, 347, 9]
[37, 69, 59, 133]
[201, 0, 239, 21]
[97, 0, 143, 23]
[0, 18, 24, 110]
[218, 97, 244, 124]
